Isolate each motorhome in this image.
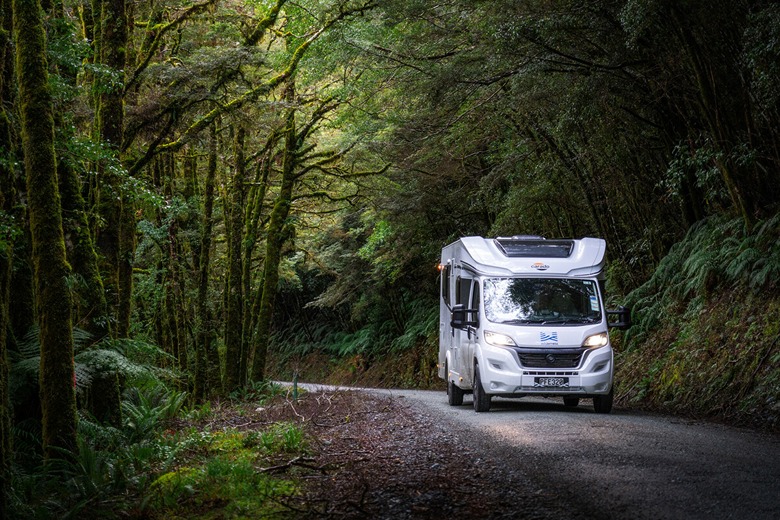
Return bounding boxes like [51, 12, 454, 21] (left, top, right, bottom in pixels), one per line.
[438, 235, 630, 413]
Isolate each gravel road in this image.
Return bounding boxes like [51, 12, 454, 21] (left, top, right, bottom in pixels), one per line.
[299, 384, 780, 519]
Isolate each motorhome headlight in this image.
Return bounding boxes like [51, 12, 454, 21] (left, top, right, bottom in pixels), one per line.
[484, 331, 517, 347]
[583, 332, 609, 348]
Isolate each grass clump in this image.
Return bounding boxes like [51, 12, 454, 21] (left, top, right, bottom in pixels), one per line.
[144, 422, 308, 519]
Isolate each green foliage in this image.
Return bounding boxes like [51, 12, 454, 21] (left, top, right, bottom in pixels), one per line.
[145, 423, 305, 518]
[390, 296, 438, 352]
[8, 327, 179, 413]
[616, 213, 780, 428]
[228, 379, 286, 403]
[122, 385, 188, 444]
[0, 210, 22, 249]
[663, 140, 731, 209]
[257, 422, 307, 454]
[624, 215, 780, 347]
[743, 5, 780, 110]
[7, 378, 191, 519]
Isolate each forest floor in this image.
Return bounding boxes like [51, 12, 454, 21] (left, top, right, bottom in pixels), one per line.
[163, 389, 576, 519]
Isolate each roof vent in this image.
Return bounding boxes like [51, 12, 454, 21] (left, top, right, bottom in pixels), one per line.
[494, 237, 574, 258]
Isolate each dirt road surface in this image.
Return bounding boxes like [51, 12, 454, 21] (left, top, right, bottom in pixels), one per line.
[295, 384, 780, 519]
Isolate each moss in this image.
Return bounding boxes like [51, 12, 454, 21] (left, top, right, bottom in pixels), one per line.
[223, 126, 247, 392]
[95, 0, 128, 338]
[14, 0, 77, 456]
[616, 291, 780, 430]
[194, 126, 219, 402]
[59, 159, 110, 337]
[250, 109, 296, 382]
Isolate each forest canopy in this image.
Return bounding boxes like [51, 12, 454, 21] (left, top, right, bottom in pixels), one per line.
[1, 0, 779, 515]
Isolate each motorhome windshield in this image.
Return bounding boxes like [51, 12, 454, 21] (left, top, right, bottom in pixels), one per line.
[483, 278, 601, 325]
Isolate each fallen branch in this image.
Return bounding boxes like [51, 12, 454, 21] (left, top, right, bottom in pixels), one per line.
[258, 456, 327, 474]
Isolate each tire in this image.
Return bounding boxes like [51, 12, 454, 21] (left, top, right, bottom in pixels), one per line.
[593, 387, 613, 414]
[563, 397, 580, 407]
[446, 362, 464, 406]
[472, 363, 491, 412]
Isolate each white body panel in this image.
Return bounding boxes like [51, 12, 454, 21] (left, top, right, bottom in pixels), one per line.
[438, 236, 613, 402]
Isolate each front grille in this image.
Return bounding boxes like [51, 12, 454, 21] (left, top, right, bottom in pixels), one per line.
[515, 349, 584, 368]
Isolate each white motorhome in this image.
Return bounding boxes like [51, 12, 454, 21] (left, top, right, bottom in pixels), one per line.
[438, 235, 630, 413]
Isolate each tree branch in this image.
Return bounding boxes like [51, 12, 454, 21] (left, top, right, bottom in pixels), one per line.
[126, 0, 218, 93]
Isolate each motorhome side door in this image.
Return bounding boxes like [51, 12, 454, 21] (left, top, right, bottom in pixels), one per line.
[454, 274, 474, 382]
[464, 279, 480, 386]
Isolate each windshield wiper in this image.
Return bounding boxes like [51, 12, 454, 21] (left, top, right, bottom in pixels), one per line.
[568, 316, 599, 323]
[547, 317, 599, 325]
[502, 317, 599, 325]
[503, 318, 545, 324]
[502, 316, 598, 325]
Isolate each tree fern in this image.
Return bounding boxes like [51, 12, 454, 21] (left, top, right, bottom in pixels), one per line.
[9, 326, 181, 414]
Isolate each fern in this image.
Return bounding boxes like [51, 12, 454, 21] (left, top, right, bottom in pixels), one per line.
[122, 385, 187, 443]
[391, 297, 438, 352]
[623, 214, 780, 348]
[10, 418, 43, 459]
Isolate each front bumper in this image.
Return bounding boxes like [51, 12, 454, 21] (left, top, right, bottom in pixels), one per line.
[477, 343, 613, 396]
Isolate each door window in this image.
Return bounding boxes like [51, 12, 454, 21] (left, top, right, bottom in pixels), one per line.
[456, 276, 472, 305]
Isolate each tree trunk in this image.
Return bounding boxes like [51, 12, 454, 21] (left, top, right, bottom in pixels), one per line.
[14, 0, 77, 457]
[242, 150, 272, 382]
[166, 215, 185, 370]
[59, 160, 109, 338]
[117, 199, 135, 338]
[0, 116, 12, 520]
[0, 239, 10, 517]
[0, 0, 14, 505]
[251, 109, 296, 382]
[95, 0, 129, 336]
[224, 126, 246, 391]
[87, 373, 122, 427]
[194, 124, 219, 401]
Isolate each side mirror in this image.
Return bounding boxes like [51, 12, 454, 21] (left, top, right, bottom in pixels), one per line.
[451, 304, 479, 329]
[607, 306, 631, 330]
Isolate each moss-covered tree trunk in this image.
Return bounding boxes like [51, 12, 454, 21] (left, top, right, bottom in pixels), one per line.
[59, 160, 109, 338]
[95, 0, 130, 336]
[194, 124, 219, 401]
[241, 142, 273, 384]
[0, 51, 12, 513]
[165, 217, 184, 369]
[14, 0, 77, 457]
[250, 109, 296, 382]
[224, 126, 246, 391]
[2, 0, 33, 358]
[0, 0, 14, 507]
[0, 238, 10, 518]
[117, 197, 135, 338]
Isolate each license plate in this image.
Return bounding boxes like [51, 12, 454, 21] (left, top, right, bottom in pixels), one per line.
[535, 377, 569, 387]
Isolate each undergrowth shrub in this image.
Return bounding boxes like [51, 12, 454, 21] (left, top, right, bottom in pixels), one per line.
[7, 330, 187, 520]
[623, 215, 780, 347]
[616, 214, 780, 429]
[145, 422, 306, 518]
[271, 293, 438, 364]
